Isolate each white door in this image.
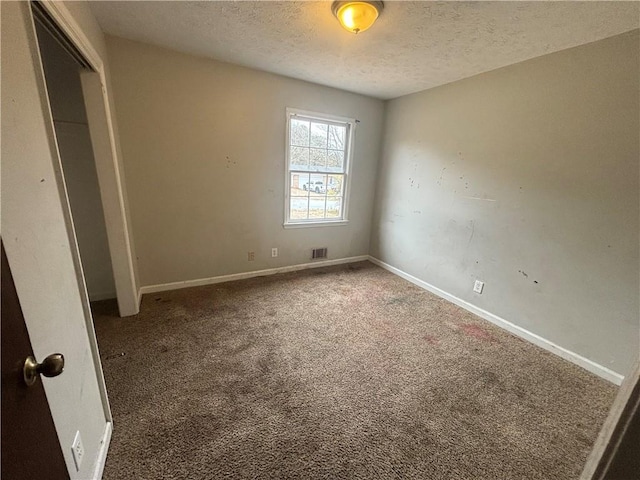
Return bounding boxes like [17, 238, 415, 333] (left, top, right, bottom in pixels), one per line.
[1, 2, 111, 479]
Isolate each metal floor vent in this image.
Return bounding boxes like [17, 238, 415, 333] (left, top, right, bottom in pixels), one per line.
[312, 247, 328, 260]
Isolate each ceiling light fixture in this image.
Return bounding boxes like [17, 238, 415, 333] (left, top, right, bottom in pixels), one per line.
[331, 1, 384, 35]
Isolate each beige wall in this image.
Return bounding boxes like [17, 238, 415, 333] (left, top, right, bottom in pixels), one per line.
[105, 36, 385, 287]
[371, 30, 640, 378]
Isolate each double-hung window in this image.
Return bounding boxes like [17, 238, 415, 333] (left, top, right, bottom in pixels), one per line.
[285, 108, 355, 227]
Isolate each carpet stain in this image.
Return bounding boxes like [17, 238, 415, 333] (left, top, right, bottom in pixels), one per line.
[423, 334, 440, 345]
[386, 296, 410, 306]
[377, 320, 398, 339]
[460, 323, 495, 342]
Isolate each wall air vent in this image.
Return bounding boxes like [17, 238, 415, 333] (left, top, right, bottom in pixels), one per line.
[312, 247, 328, 260]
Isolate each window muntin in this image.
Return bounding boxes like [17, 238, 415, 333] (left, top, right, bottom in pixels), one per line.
[285, 109, 354, 226]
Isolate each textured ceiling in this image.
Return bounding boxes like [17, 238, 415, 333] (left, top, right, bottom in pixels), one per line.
[89, 1, 640, 100]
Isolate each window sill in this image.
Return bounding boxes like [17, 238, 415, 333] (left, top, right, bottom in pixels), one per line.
[283, 220, 349, 229]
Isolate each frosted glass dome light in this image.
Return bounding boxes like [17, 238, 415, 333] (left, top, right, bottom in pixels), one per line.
[332, 1, 384, 34]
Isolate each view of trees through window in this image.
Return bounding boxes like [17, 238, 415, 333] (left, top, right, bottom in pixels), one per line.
[288, 115, 349, 221]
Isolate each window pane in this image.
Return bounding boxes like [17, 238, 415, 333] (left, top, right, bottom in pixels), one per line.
[291, 173, 309, 197]
[306, 174, 327, 194]
[309, 148, 327, 170]
[310, 122, 328, 148]
[291, 119, 309, 147]
[328, 125, 346, 150]
[327, 175, 343, 196]
[290, 197, 309, 220]
[290, 146, 309, 170]
[326, 196, 343, 218]
[327, 150, 344, 170]
[309, 197, 327, 219]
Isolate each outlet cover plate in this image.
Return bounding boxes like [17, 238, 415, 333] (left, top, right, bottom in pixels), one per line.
[473, 280, 484, 294]
[271, 248, 278, 257]
[71, 431, 84, 471]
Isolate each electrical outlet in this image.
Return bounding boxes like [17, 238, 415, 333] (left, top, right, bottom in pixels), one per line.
[271, 248, 278, 257]
[248, 251, 255, 261]
[71, 431, 84, 471]
[473, 280, 484, 294]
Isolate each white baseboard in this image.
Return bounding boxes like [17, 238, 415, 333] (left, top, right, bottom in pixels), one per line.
[368, 256, 624, 386]
[92, 421, 112, 480]
[139, 255, 370, 296]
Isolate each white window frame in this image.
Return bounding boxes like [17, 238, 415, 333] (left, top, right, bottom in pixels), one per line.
[284, 107, 356, 228]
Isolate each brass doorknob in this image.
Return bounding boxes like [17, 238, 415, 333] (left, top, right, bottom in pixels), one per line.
[23, 353, 64, 386]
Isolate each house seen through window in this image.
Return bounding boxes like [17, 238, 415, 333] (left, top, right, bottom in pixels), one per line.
[285, 108, 355, 226]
